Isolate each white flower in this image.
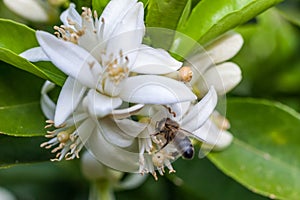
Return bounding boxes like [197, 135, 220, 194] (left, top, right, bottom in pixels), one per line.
[40, 80, 218, 178]
[188, 32, 243, 96]
[21, 0, 196, 127]
[23, 0, 234, 180]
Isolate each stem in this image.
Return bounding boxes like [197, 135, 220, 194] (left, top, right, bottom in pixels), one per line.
[89, 180, 115, 200]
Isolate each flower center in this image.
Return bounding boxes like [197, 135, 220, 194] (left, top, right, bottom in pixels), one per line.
[103, 50, 129, 85]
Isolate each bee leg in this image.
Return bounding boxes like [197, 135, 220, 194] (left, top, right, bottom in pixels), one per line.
[158, 136, 171, 151]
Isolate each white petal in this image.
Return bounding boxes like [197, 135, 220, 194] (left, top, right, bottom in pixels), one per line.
[83, 90, 122, 118]
[206, 32, 243, 64]
[54, 77, 86, 126]
[182, 87, 217, 131]
[99, 117, 135, 147]
[85, 126, 140, 172]
[105, 3, 144, 65]
[36, 31, 102, 89]
[76, 118, 95, 144]
[194, 120, 233, 157]
[204, 62, 242, 95]
[40, 81, 56, 119]
[19, 47, 50, 62]
[114, 119, 147, 138]
[120, 75, 196, 104]
[103, 77, 123, 97]
[170, 101, 191, 121]
[131, 45, 182, 74]
[60, 3, 81, 27]
[187, 49, 213, 77]
[100, 0, 139, 40]
[208, 130, 233, 151]
[112, 104, 144, 119]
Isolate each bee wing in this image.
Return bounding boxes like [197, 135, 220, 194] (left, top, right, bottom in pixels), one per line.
[178, 128, 206, 142]
[178, 127, 219, 158]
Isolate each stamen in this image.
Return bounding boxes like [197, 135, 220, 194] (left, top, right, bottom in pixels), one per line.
[152, 150, 176, 177]
[41, 121, 82, 162]
[99, 17, 105, 39]
[163, 105, 176, 117]
[152, 171, 158, 181]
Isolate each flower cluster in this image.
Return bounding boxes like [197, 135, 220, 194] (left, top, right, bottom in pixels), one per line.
[21, 0, 243, 179]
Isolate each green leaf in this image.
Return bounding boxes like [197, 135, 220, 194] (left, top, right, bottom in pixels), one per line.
[169, 158, 268, 200]
[0, 102, 46, 137]
[145, 0, 188, 48]
[171, 0, 282, 56]
[0, 19, 66, 86]
[277, 5, 300, 27]
[0, 19, 38, 53]
[209, 98, 300, 200]
[0, 135, 52, 168]
[0, 62, 47, 136]
[92, 0, 110, 15]
[146, 0, 188, 30]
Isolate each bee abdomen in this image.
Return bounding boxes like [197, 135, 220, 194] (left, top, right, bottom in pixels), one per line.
[174, 137, 194, 160]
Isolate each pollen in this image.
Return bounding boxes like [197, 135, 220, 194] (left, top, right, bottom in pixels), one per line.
[53, 6, 101, 44]
[107, 64, 128, 83]
[105, 51, 129, 85]
[54, 24, 83, 44]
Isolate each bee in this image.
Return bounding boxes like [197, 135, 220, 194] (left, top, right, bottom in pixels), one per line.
[153, 117, 200, 159]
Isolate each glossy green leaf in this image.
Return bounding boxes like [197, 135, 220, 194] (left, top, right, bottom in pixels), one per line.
[171, 0, 282, 56]
[169, 158, 268, 200]
[145, 0, 188, 48]
[0, 102, 46, 137]
[146, 0, 188, 30]
[0, 62, 47, 136]
[209, 98, 300, 200]
[0, 135, 52, 168]
[0, 19, 66, 86]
